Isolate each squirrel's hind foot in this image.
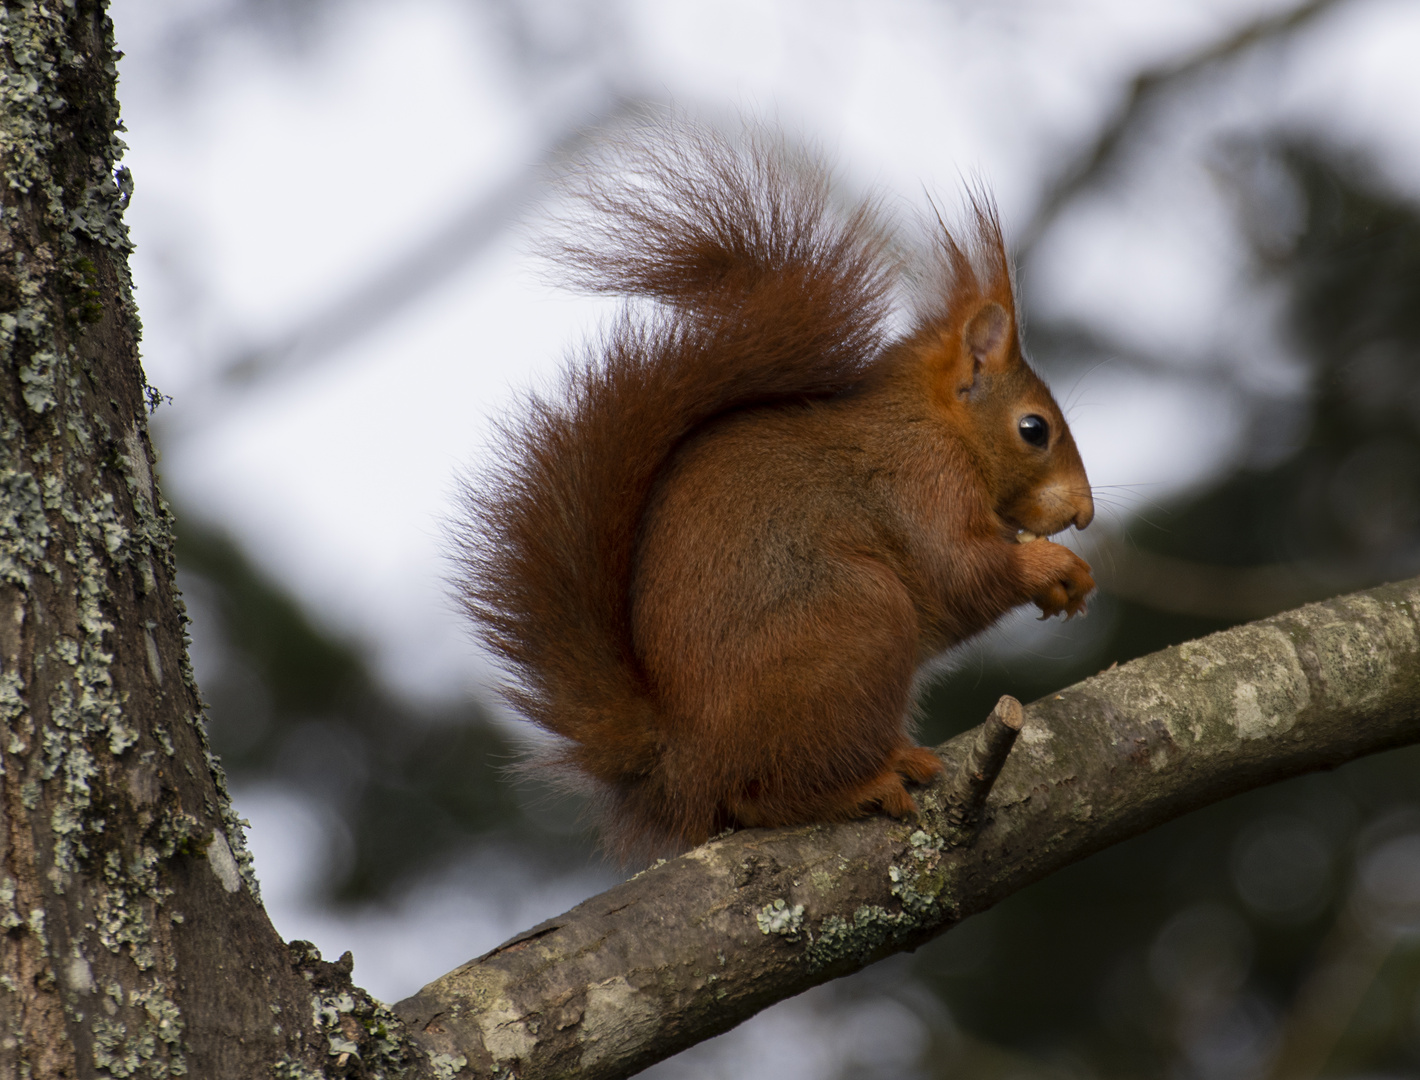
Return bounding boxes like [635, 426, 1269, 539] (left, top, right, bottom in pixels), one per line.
[840, 745, 945, 820]
[889, 744, 945, 785]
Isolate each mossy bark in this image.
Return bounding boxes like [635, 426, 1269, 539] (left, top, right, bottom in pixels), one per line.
[0, 3, 429, 1076]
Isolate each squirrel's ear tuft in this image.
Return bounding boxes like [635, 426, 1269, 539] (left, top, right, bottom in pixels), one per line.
[963, 302, 1011, 369]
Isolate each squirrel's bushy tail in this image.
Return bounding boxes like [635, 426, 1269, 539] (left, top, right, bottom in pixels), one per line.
[454, 120, 898, 858]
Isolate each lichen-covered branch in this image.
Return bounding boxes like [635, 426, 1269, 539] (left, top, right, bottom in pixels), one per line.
[395, 577, 1420, 1080]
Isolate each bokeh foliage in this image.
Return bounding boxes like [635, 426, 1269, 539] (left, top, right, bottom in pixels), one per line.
[175, 519, 579, 902]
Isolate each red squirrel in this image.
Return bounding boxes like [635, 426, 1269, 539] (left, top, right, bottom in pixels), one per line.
[456, 121, 1095, 860]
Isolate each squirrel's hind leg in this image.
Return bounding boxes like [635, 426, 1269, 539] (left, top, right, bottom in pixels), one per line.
[706, 554, 937, 828]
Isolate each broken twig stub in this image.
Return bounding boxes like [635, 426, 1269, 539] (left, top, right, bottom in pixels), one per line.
[942, 695, 1023, 845]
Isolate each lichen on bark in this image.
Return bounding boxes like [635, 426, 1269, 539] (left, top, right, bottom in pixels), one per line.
[0, 3, 390, 1076]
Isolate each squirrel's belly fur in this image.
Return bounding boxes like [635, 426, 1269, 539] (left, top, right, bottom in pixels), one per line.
[454, 118, 1096, 861]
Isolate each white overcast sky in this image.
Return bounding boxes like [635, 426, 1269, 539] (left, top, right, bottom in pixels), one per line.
[106, 0, 1420, 1019]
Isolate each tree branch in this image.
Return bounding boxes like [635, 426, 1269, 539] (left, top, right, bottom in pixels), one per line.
[394, 575, 1420, 1080]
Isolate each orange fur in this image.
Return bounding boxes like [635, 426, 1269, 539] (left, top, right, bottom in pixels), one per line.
[455, 120, 1094, 860]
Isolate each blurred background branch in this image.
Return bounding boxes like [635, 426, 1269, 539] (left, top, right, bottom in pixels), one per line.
[1091, 539, 1391, 622]
[1016, 0, 1349, 257]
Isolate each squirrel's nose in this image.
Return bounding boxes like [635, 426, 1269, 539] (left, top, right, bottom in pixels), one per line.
[1072, 492, 1095, 530]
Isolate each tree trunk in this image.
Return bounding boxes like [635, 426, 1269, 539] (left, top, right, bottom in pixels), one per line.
[0, 3, 427, 1077]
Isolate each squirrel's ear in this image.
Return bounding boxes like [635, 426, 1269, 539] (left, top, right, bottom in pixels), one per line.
[951, 302, 1013, 399]
[963, 302, 1011, 369]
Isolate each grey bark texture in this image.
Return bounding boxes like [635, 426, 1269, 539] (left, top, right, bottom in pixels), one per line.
[0, 3, 430, 1077]
[396, 578, 1420, 1079]
[4, 4, 1420, 1080]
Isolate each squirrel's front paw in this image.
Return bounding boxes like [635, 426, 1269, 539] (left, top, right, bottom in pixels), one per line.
[1017, 539, 1095, 619]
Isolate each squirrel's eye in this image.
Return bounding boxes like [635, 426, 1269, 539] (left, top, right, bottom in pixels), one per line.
[1018, 414, 1049, 447]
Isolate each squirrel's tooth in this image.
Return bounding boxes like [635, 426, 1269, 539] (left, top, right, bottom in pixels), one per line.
[1016, 530, 1039, 544]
